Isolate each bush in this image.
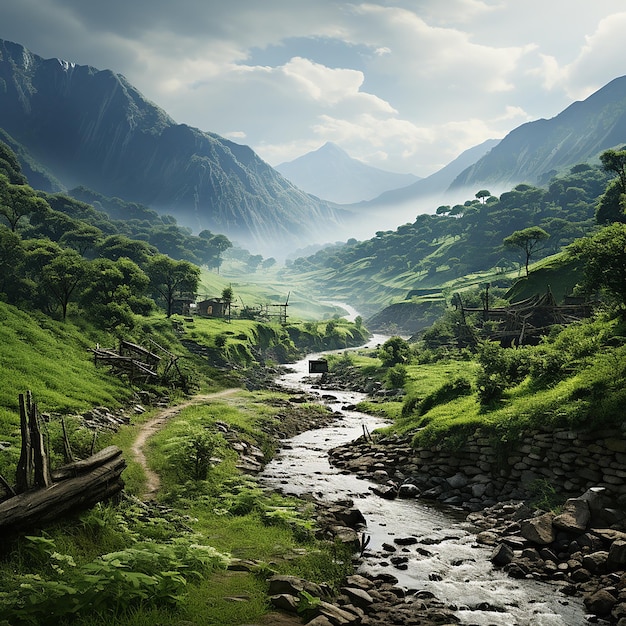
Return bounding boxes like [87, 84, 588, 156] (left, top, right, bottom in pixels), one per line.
[378, 336, 411, 367]
[386, 364, 407, 389]
[475, 342, 532, 404]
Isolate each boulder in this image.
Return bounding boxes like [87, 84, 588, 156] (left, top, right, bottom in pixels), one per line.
[520, 512, 556, 545]
[584, 589, 617, 617]
[339, 586, 374, 608]
[608, 540, 626, 569]
[446, 473, 468, 489]
[553, 498, 590, 532]
[270, 593, 299, 613]
[491, 543, 515, 566]
[398, 483, 421, 498]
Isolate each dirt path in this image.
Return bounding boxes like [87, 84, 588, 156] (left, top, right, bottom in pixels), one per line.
[130, 389, 239, 499]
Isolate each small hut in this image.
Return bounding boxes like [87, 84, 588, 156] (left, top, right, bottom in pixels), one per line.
[197, 298, 227, 318]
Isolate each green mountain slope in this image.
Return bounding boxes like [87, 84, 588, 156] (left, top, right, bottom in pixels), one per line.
[451, 75, 626, 191]
[285, 164, 612, 323]
[0, 39, 344, 255]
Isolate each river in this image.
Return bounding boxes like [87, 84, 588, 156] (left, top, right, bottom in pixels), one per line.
[260, 337, 587, 625]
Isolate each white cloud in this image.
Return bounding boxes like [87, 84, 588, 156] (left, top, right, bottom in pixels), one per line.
[2, 0, 626, 177]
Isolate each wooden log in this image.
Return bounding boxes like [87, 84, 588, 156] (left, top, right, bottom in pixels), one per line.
[51, 445, 123, 481]
[15, 392, 32, 493]
[28, 396, 51, 489]
[0, 448, 126, 532]
[61, 416, 75, 464]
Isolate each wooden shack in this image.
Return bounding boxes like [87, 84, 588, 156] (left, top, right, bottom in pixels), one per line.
[460, 287, 591, 347]
[197, 298, 227, 318]
[309, 359, 329, 374]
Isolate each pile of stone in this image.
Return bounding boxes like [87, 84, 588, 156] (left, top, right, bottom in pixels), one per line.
[469, 488, 626, 624]
[267, 572, 459, 626]
[329, 432, 530, 511]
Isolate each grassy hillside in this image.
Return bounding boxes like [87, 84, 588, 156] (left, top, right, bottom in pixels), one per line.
[284, 164, 612, 317]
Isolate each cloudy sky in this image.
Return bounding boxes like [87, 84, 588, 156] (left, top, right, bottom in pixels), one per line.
[3, 0, 626, 177]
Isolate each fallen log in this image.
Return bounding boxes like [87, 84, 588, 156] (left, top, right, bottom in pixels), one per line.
[51, 445, 123, 481]
[0, 446, 126, 532]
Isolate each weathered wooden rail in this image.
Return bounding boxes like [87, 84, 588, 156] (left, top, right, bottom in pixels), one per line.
[0, 392, 126, 533]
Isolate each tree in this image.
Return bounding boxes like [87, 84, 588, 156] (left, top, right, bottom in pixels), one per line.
[596, 179, 626, 225]
[0, 176, 48, 232]
[475, 189, 491, 204]
[201, 232, 232, 273]
[0, 225, 24, 297]
[378, 336, 411, 367]
[41, 249, 86, 319]
[221, 285, 233, 320]
[600, 148, 626, 194]
[97, 234, 157, 265]
[503, 226, 550, 276]
[568, 223, 626, 308]
[60, 224, 103, 256]
[245, 254, 263, 272]
[147, 254, 200, 317]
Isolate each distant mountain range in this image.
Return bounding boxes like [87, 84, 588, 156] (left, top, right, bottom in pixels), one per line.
[2, 36, 626, 256]
[275, 142, 420, 204]
[450, 75, 626, 190]
[0, 39, 344, 255]
[349, 139, 500, 210]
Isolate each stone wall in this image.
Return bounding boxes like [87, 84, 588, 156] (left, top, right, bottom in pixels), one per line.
[330, 423, 626, 511]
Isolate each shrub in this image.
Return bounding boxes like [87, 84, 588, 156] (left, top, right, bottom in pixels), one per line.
[378, 336, 411, 367]
[475, 342, 532, 404]
[386, 364, 407, 389]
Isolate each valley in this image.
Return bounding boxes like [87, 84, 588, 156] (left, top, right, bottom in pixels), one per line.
[1, 30, 626, 626]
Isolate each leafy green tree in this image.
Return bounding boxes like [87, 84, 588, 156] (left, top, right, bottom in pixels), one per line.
[0, 141, 28, 184]
[568, 222, 626, 308]
[246, 254, 263, 272]
[199, 232, 232, 272]
[596, 179, 626, 224]
[475, 189, 491, 203]
[378, 336, 411, 367]
[97, 235, 157, 265]
[147, 254, 200, 317]
[27, 209, 80, 241]
[41, 249, 86, 319]
[0, 225, 25, 297]
[60, 224, 103, 256]
[503, 226, 550, 276]
[600, 148, 626, 193]
[82, 257, 152, 329]
[0, 176, 49, 232]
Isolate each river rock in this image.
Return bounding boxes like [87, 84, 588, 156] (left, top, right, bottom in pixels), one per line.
[312, 600, 361, 625]
[398, 483, 420, 498]
[584, 589, 617, 617]
[553, 498, 590, 532]
[520, 512, 556, 545]
[340, 586, 374, 608]
[370, 484, 396, 499]
[268, 574, 327, 599]
[270, 593, 299, 612]
[491, 542, 515, 566]
[446, 473, 468, 489]
[608, 539, 626, 569]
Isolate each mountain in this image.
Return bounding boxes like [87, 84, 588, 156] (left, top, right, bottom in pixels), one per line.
[275, 142, 419, 204]
[450, 75, 626, 191]
[0, 39, 344, 255]
[351, 139, 500, 209]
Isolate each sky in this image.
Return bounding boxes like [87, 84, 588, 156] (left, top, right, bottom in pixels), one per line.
[3, 0, 626, 178]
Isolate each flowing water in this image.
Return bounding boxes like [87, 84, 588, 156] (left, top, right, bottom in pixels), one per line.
[260, 336, 587, 625]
